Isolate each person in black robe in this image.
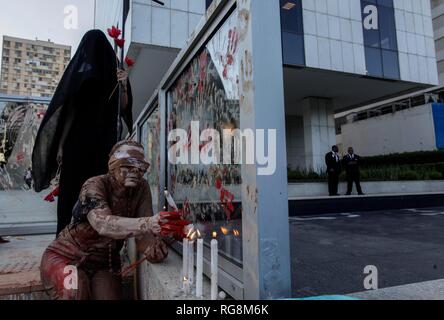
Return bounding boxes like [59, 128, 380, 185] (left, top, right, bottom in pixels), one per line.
[32, 30, 133, 234]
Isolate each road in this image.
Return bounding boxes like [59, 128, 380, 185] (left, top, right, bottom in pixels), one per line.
[291, 207, 444, 297]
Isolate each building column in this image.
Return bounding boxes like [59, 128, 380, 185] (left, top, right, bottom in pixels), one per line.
[286, 116, 305, 170]
[302, 97, 336, 173]
[238, 0, 291, 299]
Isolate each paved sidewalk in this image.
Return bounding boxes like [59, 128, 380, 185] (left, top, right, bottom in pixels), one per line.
[0, 190, 56, 236]
[0, 234, 137, 300]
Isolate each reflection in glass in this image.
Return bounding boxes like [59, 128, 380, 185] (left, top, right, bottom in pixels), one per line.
[280, 0, 303, 34]
[379, 6, 397, 51]
[168, 12, 243, 265]
[140, 107, 160, 210]
[0, 100, 48, 190]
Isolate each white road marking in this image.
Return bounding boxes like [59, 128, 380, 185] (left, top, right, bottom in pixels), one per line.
[419, 212, 444, 216]
[406, 209, 438, 213]
[290, 213, 361, 221]
[290, 209, 444, 222]
[290, 217, 337, 221]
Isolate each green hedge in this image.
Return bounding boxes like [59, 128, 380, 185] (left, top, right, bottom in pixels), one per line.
[288, 152, 444, 182]
[361, 151, 444, 168]
[359, 164, 444, 181]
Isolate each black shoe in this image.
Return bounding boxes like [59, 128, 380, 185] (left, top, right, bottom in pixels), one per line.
[358, 193, 365, 196]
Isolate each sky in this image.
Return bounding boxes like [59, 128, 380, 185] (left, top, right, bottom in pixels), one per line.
[0, 0, 96, 58]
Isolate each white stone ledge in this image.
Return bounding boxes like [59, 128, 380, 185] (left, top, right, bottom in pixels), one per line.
[138, 249, 214, 300]
[288, 180, 444, 199]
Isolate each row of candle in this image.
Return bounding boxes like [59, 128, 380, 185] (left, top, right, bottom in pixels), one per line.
[182, 231, 219, 300]
[163, 190, 220, 299]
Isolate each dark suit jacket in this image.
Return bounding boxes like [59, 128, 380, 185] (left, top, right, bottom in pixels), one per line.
[325, 152, 342, 173]
[343, 154, 361, 176]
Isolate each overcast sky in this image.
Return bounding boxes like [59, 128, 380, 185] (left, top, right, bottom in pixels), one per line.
[0, 0, 95, 57]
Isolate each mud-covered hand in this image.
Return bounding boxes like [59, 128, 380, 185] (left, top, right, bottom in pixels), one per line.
[144, 238, 168, 263]
[117, 68, 128, 88]
[146, 213, 164, 236]
[159, 211, 191, 240]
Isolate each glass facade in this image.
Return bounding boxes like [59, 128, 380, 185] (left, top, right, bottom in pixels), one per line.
[167, 11, 243, 266]
[361, 0, 400, 79]
[0, 99, 48, 190]
[139, 106, 161, 211]
[280, 0, 305, 66]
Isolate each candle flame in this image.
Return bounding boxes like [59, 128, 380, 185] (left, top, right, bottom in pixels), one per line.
[189, 231, 198, 240]
[220, 226, 229, 235]
[196, 229, 202, 238]
[212, 231, 217, 238]
[233, 229, 240, 237]
[186, 228, 194, 239]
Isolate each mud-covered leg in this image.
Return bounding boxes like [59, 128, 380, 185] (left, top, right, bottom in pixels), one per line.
[40, 250, 91, 300]
[91, 270, 123, 300]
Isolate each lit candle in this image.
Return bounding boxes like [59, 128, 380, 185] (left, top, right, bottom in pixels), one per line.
[221, 226, 232, 258]
[232, 229, 242, 261]
[183, 277, 190, 295]
[211, 232, 218, 300]
[196, 232, 204, 298]
[188, 237, 195, 286]
[182, 238, 189, 291]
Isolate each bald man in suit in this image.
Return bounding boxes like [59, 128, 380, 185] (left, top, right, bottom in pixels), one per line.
[325, 145, 342, 196]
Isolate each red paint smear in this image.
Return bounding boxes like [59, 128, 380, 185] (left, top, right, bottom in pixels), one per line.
[216, 180, 235, 220]
[222, 27, 238, 80]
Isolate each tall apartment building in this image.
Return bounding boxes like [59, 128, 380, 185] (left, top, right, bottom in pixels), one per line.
[0, 36, 71, 97]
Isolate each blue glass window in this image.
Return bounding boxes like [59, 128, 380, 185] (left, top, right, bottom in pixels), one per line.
[361, 0, 400, 79]
[280, 0, 305, 66]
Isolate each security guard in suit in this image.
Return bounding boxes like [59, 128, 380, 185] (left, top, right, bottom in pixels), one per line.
[343, 147, 364, 196]
[325, 145, 342, 196]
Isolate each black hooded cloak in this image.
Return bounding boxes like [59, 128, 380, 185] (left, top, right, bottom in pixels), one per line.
[32, 30, 133, 234]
